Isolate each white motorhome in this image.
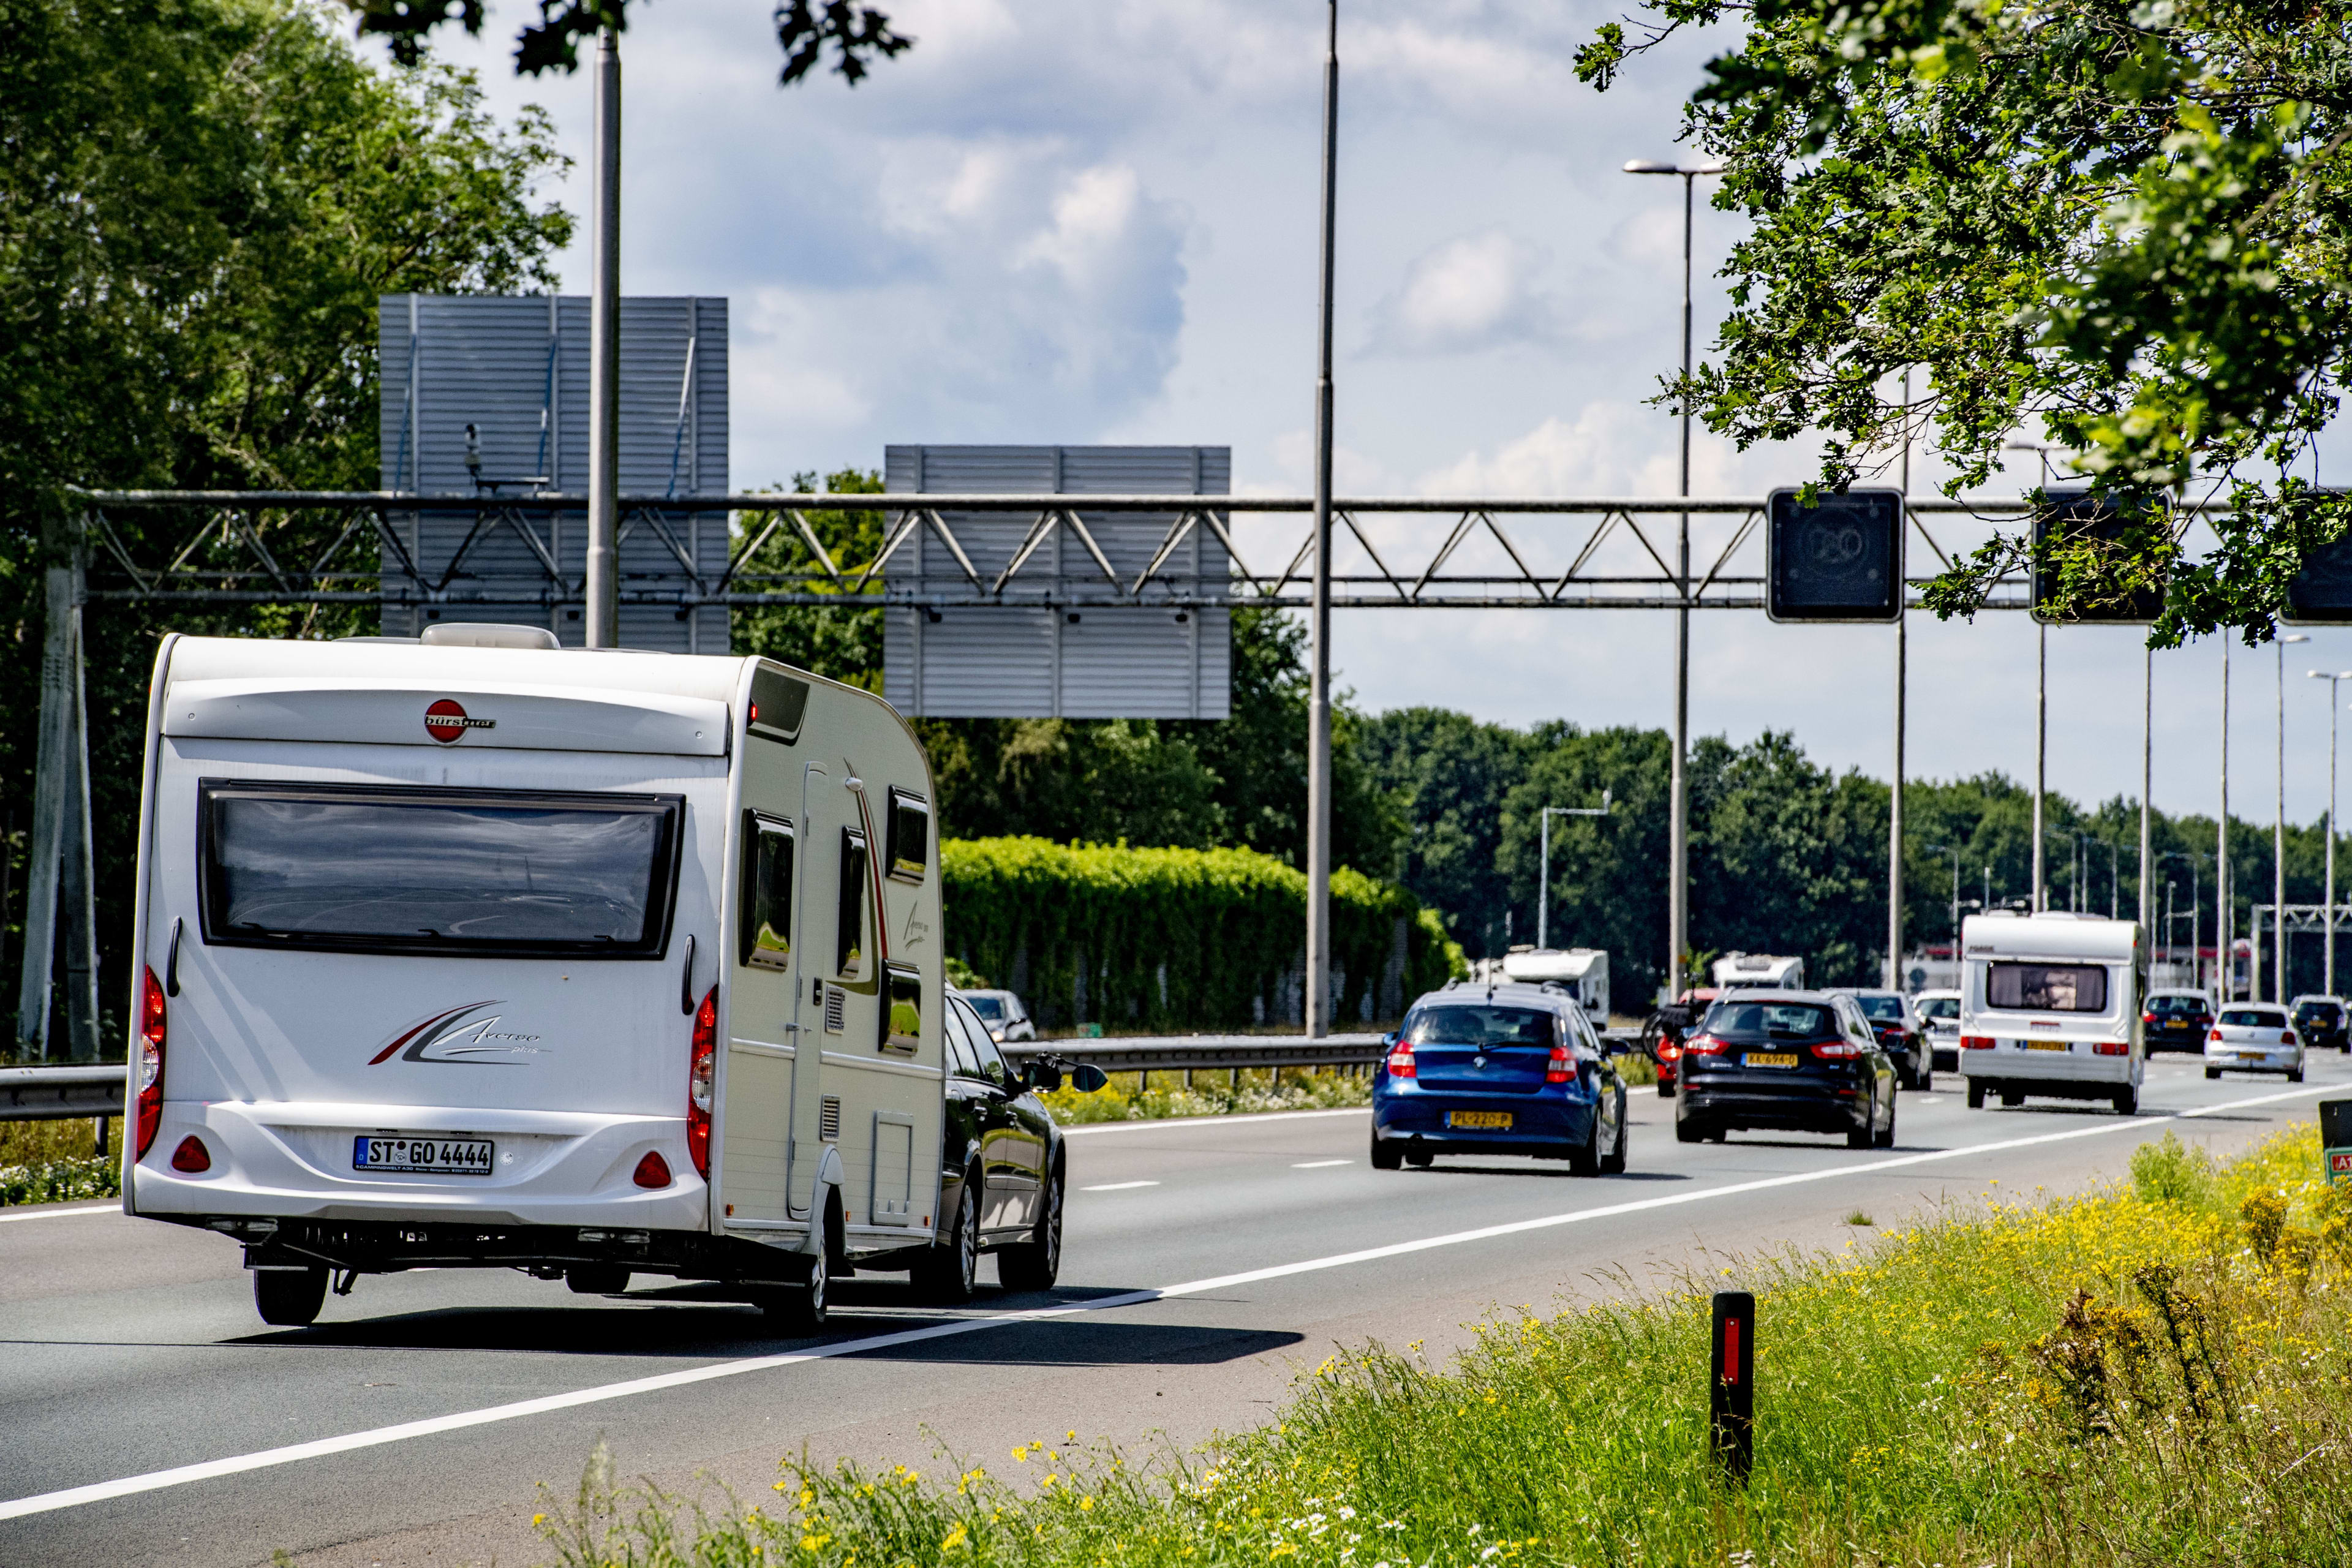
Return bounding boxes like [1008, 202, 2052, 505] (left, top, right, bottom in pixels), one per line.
[1498, 948, 1610, 1021]
[1957, 911, 2144, 1114]
[121, 628, 1051, 1328]
[1713, 952, 1804, 992]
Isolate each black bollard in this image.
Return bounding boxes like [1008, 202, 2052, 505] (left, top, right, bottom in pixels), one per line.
[1710, 1290, 1755, 1482]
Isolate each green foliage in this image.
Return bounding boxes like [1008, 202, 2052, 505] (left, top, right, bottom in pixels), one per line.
[1580, 0, 2352, 640]
[542, 1125, 2352, 1567]
[2132, 1132, 2217, 1208]
[940, 838, 1462, 1032]
[731, 469, 888, 692]
[4, 0, 572, 1049]
[0, 1155, 118, 1208]
[341, 0, 913, 83]
[1039, 1067, 1372, 1125]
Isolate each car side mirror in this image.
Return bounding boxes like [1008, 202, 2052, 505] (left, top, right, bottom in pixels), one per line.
[1070, 1063, 1108, 1093]
[1021, 1060, 1065, 1093]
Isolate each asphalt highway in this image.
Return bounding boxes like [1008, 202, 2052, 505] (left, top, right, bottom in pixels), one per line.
[2, 1052, 2342, 1567]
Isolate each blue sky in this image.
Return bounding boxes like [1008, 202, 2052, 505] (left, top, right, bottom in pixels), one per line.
[419, 0, 2352, 831]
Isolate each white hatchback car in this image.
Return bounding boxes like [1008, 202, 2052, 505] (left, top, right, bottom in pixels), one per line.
[957, 989, 1038, 1044]
[2205, 1005, 2306, 1082]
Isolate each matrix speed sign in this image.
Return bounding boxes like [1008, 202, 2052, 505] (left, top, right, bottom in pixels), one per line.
[1766, 488, 1905, 623]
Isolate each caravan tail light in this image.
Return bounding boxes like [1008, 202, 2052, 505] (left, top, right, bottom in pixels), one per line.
[136, 965, 167, 1159]
[1384, 1040, 1416, 1079]
[2093, 1041, 2128, 1057]
[1960, 1035, 1996, 1050]
[687, 986, 717, 1178]
[1546, 1044, 1573, 1084]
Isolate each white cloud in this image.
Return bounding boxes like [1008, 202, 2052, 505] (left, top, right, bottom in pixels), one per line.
[1366, 230, 1556, 356]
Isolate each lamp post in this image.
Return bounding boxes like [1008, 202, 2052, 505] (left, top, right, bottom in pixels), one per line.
[1927, 842, 1961, 978]
[1535, 793, 1613, 950]
[2220, 639, 2233, 999]
[1623, 156, 1722, 1002]
[2007, 440, 2067, 913]
[2278, 634, 2310, 1000]
[584, 25, 623, 649]
[2310, 671, 2352, 997]
[2162, 850, 2204, 993]
[1303, 0, 1340, 1037]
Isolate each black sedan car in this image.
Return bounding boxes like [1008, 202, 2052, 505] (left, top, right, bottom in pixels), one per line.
[1674, 990, 1898, 1149]
[2143, 989, 2214, 1053]
[1839, 989, 1931, 1090]
[901, 991, 1102, 1303]
[2292, 995, 2349, 1053]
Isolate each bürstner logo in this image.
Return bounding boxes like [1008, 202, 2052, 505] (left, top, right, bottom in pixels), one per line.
[424, 698, 496, 744]
[368, 1001, 545, 1066]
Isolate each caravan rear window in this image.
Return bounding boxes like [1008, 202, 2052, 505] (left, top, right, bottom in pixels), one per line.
[198, 780, 682, 959]
[1986, 962, 2109, 1014]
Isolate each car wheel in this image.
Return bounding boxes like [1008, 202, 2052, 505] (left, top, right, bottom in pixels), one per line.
[1370, 1134, 1403, 1170]
[1404, 1148, 1434, 1168]
[1918, 1068, 1933, 1093]
[1874, 1096, 1896, 1149]
[1599, 1095, 1628, 1175]
[1966, 1080, 1986, 1109]
[1658, 1079, 1675, 1099]
[914, 1171, 981, 1304]
[764, 1221, 831, 1333]
[1675, 1114, 1706, 1144]
[1847, 1115, 1874, 1151]
[2205, 1066, 2222, 1081]
[2001, 1090, 2024, 1108]
[2113, 1084, 2138, 1115]
[565, 1264, 631, 1295]
[1568, 1110, 1602, 1177]
[2290, 1065, 2306, 1084]
[254, 1266, 328, 1327]
[998, 1163, 1063, 1292]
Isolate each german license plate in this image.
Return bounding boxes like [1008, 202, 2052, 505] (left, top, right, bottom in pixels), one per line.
[1447, 1110, 1512, 1130]
[2237, 1051, 2264, 1061]
[2024, 1041, 2070, 1051]
[353, 1135, 494, 1175]
[1744, 1052, 1798, 1069]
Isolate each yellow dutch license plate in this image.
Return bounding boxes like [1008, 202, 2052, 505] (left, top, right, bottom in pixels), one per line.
[1744, 1052, 1798, 1069]
[2025, 1041, 2070, 1051]
[1447, 1110, 1512, 1130]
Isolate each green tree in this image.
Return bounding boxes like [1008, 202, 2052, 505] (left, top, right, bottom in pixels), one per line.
[1578, 0, 2352, 641]
[731, 467, 888, 690]
[2, 0, 571, 1048]
[1359, 709, 1537, 959]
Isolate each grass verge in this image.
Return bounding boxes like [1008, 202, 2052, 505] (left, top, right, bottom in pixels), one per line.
[0, 1118, 120, 1206]
[1039, 1067, 1371, 1125]
[535, 1121, 2352, 1566]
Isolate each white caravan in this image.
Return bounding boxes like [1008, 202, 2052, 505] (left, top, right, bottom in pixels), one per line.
[1498, 948, 1611, 1021]
[1713, 952, 1804, 992]
[121, 628, 1055, 1328]
[1957, 911, 2145, 1114]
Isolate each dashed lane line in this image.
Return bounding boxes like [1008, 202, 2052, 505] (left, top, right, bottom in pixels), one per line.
[0, 1080, 2328, 1525]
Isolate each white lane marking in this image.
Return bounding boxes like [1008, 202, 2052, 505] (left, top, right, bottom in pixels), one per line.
[0, 1081, 2326, 1523]
[1062, 1108, 1370, 1137]
[0, 1204, 120, 1226]
[1292, 1159, 1352, 1169]
[1079, 1180, 1160, 1192]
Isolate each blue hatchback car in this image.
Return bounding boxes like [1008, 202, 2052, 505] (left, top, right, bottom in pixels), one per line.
[1371, 981, 1629, 1172]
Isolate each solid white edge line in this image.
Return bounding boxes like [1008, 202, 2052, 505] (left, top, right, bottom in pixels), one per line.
[1078, 1181, 1161, 1192]
[0, 1204, 121, 1225]
[1292, 1159, 1353, 1169]
[1060, 1107, 1370, 1136]
[0, 1080, 2330, 1524]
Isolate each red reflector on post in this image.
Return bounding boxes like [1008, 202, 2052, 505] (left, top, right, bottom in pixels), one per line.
[169, 1135, 210, 1174]
[633, 1150, 673, 1188]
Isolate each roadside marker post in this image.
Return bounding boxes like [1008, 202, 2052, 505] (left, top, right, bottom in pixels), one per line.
[1709, 1289, 1755, 1482]
[2320, 1100, 2352, 1186]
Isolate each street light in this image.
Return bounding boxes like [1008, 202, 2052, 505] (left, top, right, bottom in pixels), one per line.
[1926, 842, 1962, 974]
[1534, 791, 1613, 951]
[2278, 634, 2310, 999]
[1623, 156, 1723, 1012]
[2309, 668, 2352, 997]
[2006, 440, 2071, 912]
[2220, 638, 2233, 1000]
[2160, 849, 2206, 992]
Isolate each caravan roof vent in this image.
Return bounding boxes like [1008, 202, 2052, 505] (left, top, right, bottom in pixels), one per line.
[419, 622, 560, 650]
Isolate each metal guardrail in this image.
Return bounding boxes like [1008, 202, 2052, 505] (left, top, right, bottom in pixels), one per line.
[1, 1064, 127, 1122]
[1005, 1030, 1649, 1076]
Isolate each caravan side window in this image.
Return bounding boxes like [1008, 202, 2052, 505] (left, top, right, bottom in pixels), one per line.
[737, 813, 794, 970]
[886, 789, 930, 883]
[883, 963, 921, 1055]
[836, 827, 869, 978]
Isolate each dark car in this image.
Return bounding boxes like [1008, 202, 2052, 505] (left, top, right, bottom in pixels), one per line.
[1673, 990, 1898, 1149]
[2291, 995, 2349, 1053]
[1371, 981, 1630, 1173]
[905, 992, 1101, 1301]
[2143, 989, 2214, 1053]
[1839, 989, 1931, 1090]
[1646, 987, 1719, 1098]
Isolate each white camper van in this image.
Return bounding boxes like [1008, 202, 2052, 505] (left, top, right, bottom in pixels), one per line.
[122, 629, 1087, 1329]
[1957, 911, 2144, 1114]
[1713, 952, 1804, 992]
[1498, 948, 1611, 1020]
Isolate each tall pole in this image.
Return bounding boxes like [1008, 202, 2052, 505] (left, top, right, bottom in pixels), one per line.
[2329, 680, 2342, 996]
[2275, 635, 2304, 998]
[1303, 0, 1338, 1037]
[2034, 622, 2047, 910]
[584, 26, 622, 650]
[2220, 640, 2232, 999]
[2140, 644, 2153, 940]
[1889, 369, 1908, 989]
[1537, 807, 1550, 951]
[1670, 168, 1694, 1004]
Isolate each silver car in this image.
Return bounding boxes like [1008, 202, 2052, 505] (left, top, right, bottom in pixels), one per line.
[959, 989, 1037, 1044]
[2205, 1005, 2305, 1082]
[1913, 989, 1961, 1073]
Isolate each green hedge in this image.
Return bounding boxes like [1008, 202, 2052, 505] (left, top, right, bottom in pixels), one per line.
[940, 838, 1466, 1032]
